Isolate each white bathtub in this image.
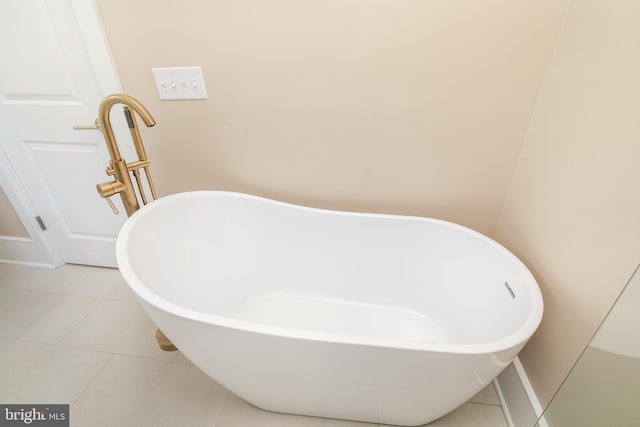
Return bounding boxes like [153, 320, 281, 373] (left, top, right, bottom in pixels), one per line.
[116, 191, 543, 426]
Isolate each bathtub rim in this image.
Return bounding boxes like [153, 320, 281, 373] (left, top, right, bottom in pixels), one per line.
[116, 190, 544, 356]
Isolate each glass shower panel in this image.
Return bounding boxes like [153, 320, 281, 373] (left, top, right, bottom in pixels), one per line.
[535, 264, 640, 426]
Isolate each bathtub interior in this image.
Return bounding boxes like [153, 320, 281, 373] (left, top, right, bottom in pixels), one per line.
[119, 192, 540, 350]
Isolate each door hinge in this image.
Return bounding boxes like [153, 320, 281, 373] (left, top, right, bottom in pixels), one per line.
[35, 216, 47, 231]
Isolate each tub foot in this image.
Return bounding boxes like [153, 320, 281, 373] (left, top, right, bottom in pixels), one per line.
[155, 329, 177, 351]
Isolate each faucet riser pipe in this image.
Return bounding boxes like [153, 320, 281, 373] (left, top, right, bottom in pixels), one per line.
[88, 94, 176, 352]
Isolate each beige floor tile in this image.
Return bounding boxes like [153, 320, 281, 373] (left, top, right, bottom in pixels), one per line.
[0, 338, 111, 404]
[58, 265, 137, 303]
[468, 382, 501, 405]
[71, 355, 229, 427]
[101, 272, 139, 303]
[0, 264, 87, 290]
[0, 263, 32, 285]
[1, 264, 137, 303]
[0, 287, 99, 344]
[216, 394, 376, 427]
[59, 300, 176, 361]
[173, 351, 195, 365]
[382, 402, 507, 427]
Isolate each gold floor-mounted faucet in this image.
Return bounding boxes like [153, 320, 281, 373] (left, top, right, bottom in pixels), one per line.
[80, 94, 177, 352]
[95, 94, 156, 216]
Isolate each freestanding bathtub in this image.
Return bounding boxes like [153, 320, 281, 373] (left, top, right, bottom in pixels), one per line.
[116, 191, 543, 426]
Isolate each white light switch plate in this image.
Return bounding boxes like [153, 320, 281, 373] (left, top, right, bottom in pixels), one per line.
[152, 66, 207, 100]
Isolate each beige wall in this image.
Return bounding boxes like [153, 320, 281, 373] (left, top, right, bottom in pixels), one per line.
[494, 0, 640, 406]
[95, 0, 640, 412]
[95, 0, 566, 235]
[0, 186, 28, 237]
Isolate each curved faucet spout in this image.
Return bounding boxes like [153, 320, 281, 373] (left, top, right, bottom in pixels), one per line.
[98, 93, 156, 162]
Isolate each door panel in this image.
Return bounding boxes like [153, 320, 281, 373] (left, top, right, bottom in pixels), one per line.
[0, 0, 127, 266]
[24, 140, 125, 237]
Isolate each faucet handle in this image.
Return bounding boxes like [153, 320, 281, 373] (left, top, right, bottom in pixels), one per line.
[73, 119, 101, 130]
[105, 160, 115, 177]
[96, 181, 126, 215]
[104, 196, 119, 215]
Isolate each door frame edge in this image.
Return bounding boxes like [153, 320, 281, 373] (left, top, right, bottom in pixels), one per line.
[0, 147, 63, 267]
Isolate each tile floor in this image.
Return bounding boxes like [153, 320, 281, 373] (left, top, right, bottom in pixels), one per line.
[0, 263, 508, 427]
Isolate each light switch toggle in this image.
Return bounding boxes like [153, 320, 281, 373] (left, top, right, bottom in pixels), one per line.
[152, 66, 207, 100]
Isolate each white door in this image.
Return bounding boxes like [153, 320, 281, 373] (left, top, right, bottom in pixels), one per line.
[0, 0, 131, 267]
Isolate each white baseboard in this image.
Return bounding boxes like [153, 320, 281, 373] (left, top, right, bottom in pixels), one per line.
[0, 258, 56, 268]
[512, 357, 544, 417]
[0, 235, 56, 267]
[495, 356, 546, 427]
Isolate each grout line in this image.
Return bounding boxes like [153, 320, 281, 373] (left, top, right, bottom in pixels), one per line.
[466, 383, 503, 407]
[467, 401, 502, 407]
[0, 336, 114, 357]
[0, 279, 137, 304]
[0, 264, 134, 302]
[0, 337, 115, 408]
[464, 402, 512, 427]
[54, 342, 179, 363]
[54, 299, 105, 345]
[70, 353, 115, 407]
[2, 336, 177, 365]
[106, 351, 177, 362]
[466, 401, 503, 408]
[0, 283, 100, 299]
[212, 389, 232, 427]
[168, 353, 193, 365]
